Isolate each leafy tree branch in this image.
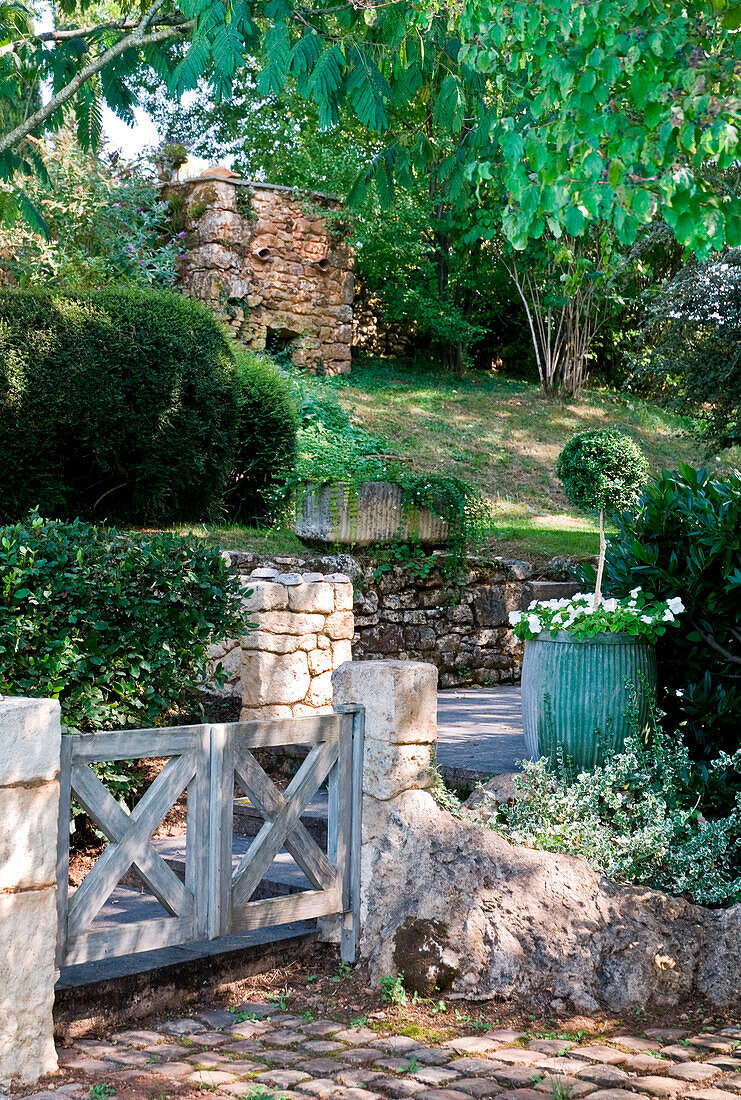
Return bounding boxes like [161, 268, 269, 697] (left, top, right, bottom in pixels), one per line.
[0, 0, 191, 158]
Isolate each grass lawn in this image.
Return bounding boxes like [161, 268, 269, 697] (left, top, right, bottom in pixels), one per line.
[175, 358, 741, 564]
[323, 359, 740, 561]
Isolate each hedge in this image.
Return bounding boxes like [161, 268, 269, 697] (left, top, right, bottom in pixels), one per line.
[226, 348, 299, 523]
[0, 287, 236, 522]
[0, 514, 247, 808]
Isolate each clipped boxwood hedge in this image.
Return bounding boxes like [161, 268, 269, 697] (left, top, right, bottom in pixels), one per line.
[226, 348, 299, 523]
[0, 286, 237, 522]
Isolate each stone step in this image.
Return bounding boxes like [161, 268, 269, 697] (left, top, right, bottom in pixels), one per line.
[234, 791, 329, 846]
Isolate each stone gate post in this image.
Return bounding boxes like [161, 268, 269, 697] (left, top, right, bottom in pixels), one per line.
[331, 660, 438, 950]
[0, 696, 61, 1088]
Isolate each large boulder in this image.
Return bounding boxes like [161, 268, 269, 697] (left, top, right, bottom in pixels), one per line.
[360, 788, 741, 1013]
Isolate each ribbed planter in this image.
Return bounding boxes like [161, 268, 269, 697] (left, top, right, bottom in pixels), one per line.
[294, 481, 449, 546]
[521, 631, 657, 770]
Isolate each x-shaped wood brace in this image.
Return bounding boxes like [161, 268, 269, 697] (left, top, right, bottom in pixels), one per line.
[67, 753, 196, 937]
[231, 736, 339, 909]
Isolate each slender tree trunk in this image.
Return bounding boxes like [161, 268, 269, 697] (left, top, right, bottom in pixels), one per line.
[593, 507, 606, 607]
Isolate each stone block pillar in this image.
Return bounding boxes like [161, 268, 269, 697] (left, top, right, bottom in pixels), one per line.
[331, 660, 437, 943]
[234, 569, 354, 719]
[0, 696, 61, 1088]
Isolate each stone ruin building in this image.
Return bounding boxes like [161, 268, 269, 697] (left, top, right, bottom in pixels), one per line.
[164, 167, 353, 374]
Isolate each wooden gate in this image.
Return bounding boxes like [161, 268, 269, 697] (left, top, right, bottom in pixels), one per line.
[56, 708, 364, 970]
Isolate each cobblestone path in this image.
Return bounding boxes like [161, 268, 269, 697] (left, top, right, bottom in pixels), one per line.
[19, 1007, 741, 1100]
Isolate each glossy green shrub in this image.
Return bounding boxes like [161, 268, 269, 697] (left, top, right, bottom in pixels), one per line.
[225, 348, 299, 523]
[596, 464, 741, 762]
[0, 514, 246, 737]
[0, 287, 236, 522]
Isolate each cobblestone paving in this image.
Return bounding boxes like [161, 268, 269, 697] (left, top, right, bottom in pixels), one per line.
[20, 1010, 741, 1100]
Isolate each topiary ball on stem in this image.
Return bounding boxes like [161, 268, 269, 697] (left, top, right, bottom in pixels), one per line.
[557, 428, 649, 605]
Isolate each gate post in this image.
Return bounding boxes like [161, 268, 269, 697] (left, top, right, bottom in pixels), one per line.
[331, 660, 437, 955]
[0, 696, 61, 1088]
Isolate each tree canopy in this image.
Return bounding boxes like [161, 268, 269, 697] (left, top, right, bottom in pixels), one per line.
[3, 0, 741, 255]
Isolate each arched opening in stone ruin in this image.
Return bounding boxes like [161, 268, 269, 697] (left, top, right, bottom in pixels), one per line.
[266, 324, 301, 357]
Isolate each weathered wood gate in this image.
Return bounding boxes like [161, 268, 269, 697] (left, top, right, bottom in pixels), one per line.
[56, 707, 363, 970]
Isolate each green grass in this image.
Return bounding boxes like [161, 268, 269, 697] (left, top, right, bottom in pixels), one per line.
[319, 358, 740, 561]
[167, 523, 305, 556]
[168, 358, 741, 563]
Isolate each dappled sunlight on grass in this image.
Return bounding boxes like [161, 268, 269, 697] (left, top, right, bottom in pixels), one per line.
[162, 360, 739, 562]
[321, 358, 728, 559]
[332, 360, 708, 507]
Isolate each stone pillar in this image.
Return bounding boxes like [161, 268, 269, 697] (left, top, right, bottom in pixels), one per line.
[0, 696, 61, 1088]
[331, 660, 437, 943]
[236, 570, 354, 719]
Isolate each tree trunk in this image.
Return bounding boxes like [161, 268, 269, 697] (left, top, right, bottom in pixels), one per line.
[593, 508, 606, 607]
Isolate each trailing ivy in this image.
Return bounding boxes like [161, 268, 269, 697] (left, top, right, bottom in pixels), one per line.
[284, 382, 492, 581]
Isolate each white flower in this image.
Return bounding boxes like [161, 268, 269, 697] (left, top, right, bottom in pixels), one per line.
[641, 614, 653, 624]
[527, 614, 542, 634]
[528, 600, 538, 610]
[662, 609, 675, 622]
[630, 587, 642, 598]
[667, 597, 685, 615]
[509, 611, 522, 626]
[602, 598, 618, 613]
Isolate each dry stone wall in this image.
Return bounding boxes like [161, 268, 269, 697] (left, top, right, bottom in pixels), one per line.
[351, 279, 416, 359]
[208, 569, 354, 719]
[224, 550, 580, 688]
[166, 169, 353, 375]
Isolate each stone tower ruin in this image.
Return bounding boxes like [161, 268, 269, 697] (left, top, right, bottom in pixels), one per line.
[165, 167, 353, 375]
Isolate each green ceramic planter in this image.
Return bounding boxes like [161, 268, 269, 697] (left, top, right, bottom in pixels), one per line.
[521, 631, 657, 770]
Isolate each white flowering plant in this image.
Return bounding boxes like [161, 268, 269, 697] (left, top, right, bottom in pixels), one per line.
[509, 588, 685, 643]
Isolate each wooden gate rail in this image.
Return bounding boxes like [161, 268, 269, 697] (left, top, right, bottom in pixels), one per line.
[56, 708, 364, 970]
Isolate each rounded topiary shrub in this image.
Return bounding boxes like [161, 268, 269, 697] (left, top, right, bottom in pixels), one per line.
[557, 428, 649, 515]
[0, 287, 237, 522]
[225, 348, 299, 523]
[557, 428, 649, 602]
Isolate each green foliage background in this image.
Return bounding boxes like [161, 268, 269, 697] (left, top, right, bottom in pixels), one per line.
[628, 246, 741, 452]
[0, 515, 246, 733]
[0, 139, 180, 289]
